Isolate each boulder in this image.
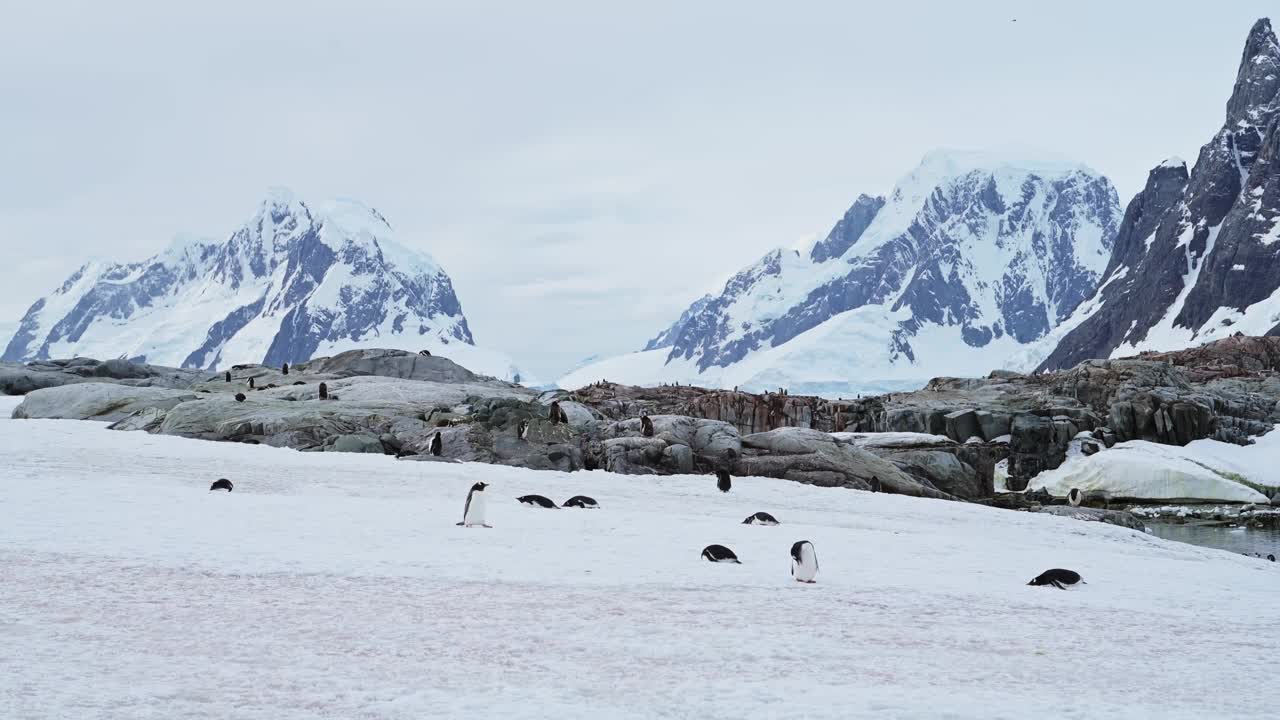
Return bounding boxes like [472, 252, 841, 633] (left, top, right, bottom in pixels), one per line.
[297, 348, 486, 383]
[888, 450, 987, 500]
[943, 409, 980, 442]
[1035, 506, 1147, 532]
[330, 433, 386, 454]
[12, 383, 198, 422]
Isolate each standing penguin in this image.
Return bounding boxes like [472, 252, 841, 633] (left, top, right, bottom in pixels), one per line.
[549, 401, 563, 424]
[248, 377, 255, 390]
[282, 362, 289, 375]
[716, 469, 732, 493]
[1067, 488, 1084, 507]
[319, 382, 328, 400]
[640, 415, 655, 438]
[517, 419, 530, 441]
[868, 476, 882, 493]
[457, 482, 491, 527]
[224, 371, 231, 383]
[791, 540, 819, 583]
[430, 431, 443, 457]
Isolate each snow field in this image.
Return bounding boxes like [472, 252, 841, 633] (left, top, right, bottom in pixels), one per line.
[1, 410, 1278, 719]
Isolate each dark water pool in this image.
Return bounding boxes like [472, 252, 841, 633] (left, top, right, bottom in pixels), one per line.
[1145, 521, 1280, 559]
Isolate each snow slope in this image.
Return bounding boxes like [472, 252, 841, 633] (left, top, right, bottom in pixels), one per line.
[1034, 431, 1280, 503]
[2, 190, 526, 383]
[563, 150, 1120, 396]
[2, 412, 1277, 719]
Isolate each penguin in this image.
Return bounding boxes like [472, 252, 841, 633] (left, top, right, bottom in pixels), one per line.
[430, 431, 443, 457]
[209, 478, 233, 492]
[562, 495, 599, 509]
[457, 482, 491, 527]
[868, 476, 882, 493]
[282, 362, 289, 375]
[234, 392, 246, 402]
[716, 469, 732, 493]
[224, 371, 231, 383]
[517, 419, 530, 441]
[419, 349, 432, 357]
[248, 377, 255, 389]
[1027, 568, 1085, 589]
[640, 415, 654, 438]
[791, 540, 819, 583]
[516, 494, 558, 508]
[701, 544, 741, 564]
[557, 403, 569, 424]
[549, 401, 563, 424]
[1270, 554, 1277, 562]
[1067, 488, 1084, 507]
[319, 382, 328, 400]
[742, 511, 779, 526]
[292, 380, 306, 386]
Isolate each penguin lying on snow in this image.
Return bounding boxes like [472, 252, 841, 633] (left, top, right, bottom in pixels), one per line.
[562, 495, 598, 508]
[1028, 568, 1085, 589]
[716, 469, 732, 493]
[457, 482, 491, 527]
[742, 511, 779, 525]
[209, 478, 234, 492]
[517, 494, 558, 508]
[234, 393, 246, 402]
[701, 544, 741, 564]
[791, 541, 818, 583]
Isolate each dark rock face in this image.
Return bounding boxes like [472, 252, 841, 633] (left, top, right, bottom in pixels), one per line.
[1043, 19, 1280, 370]
[808, 194, 886, 263]
[2, 191, 478, 371]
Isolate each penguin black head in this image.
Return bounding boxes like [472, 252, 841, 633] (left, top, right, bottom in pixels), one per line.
[471, 482, 488, 492]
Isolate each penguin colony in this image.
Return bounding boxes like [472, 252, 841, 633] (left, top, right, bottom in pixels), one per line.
[203, 408, 1118, 588]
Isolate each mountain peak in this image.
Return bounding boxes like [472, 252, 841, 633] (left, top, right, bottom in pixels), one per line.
[1226, 17, 1280, 125]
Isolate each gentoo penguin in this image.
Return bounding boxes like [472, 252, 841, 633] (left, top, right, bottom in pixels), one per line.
[282, 362, 289, 375]
[419, 349, 432, 357]
[209, 478, 234, 492]
[549, 401, 563, 424]
[224, 370, 231, 383]
[292, 380, 306, 386]
[716, 469, 732, 493]
[868, 476, 882, 493]
[248, 377, 255, 389]
[430, 431, 443, 457]
[742, 511, 780, 526]
[319, 382, 328, 400]
[1027, 568, 1085, 589]
[701, 544, 741, 564]
[791, 540, 819, 583]
[457, 482, 491, 527]
[1067, 488, 1084, 507]
[517, 419, 530, 441]
[516, 494, 558, 508]
[640, 415, 655, 438]
[562, 495, 599, 509]
[234, 392, 246, 402]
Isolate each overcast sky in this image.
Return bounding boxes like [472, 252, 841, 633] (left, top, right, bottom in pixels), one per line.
[0, 1, 1273, 378]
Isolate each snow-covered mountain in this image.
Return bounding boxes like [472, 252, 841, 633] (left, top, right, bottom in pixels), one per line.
[3, 189, 525, 381]
[561, 150, 1121, 395]
[1040, 18, 1280, 370]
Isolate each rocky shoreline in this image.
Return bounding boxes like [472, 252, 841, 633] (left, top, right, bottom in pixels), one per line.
[8, 337, 1280, 519]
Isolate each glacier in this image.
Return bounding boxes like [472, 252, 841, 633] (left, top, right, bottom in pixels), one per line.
[562, 150, 1121, 395]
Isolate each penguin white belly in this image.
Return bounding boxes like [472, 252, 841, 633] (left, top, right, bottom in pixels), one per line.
[464, 492, 488, 526]
[793, 544, 818, 582]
